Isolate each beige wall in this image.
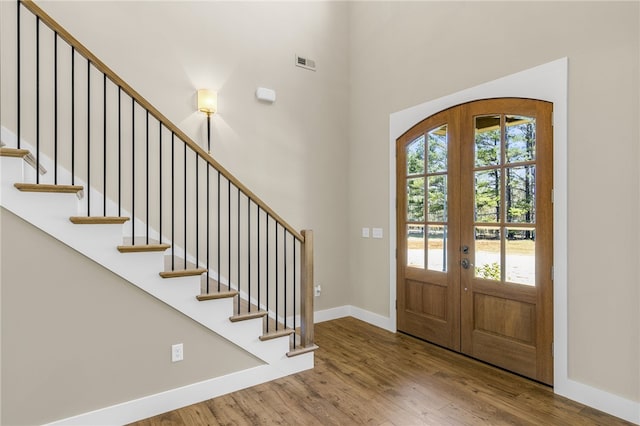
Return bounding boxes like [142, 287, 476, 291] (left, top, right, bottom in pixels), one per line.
[348, 1, 639, 402]
[0, 208, 262, 425]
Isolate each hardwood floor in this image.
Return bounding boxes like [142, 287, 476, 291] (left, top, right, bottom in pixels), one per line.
[130, 317, 633, 425]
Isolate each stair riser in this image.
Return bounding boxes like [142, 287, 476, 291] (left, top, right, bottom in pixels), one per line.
[2, 187, 80, 226]
[1, 156, 26, 184]
[225, 315, 265, 342]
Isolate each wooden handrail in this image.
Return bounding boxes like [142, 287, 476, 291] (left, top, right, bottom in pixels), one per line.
[20, 0, 304, 242]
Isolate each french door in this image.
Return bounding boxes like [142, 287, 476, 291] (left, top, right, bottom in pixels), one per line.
[396, 98, 553, 385]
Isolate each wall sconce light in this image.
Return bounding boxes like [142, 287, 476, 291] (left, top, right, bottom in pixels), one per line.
[197, 89, 217, 153]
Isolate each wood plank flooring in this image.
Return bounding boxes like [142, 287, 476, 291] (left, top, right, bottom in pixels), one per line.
[130, 317, 633, 426]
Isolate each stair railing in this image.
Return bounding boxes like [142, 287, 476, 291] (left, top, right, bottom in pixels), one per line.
[3, 0, 315, 354]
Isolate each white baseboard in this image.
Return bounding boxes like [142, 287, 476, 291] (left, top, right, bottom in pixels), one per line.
[314, 305, 394, 332]
[349, 305, 395, 332]
[556, 378, 640, 425]
[314, 305, 351, 323]
[44, 355, 313, 426]
[316, 304, 639, 425]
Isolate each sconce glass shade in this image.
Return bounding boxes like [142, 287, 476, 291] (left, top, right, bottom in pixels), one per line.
[197, 89, 217, 114]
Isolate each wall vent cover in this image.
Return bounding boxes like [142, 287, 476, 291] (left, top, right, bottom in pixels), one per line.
[295, 54, 316, 71]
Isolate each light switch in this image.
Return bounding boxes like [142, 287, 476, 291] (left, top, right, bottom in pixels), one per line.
[362, 227, 370, 238]
[372, 228, 383, 239]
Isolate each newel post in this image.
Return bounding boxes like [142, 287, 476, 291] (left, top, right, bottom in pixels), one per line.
[300, 229, 314, 348]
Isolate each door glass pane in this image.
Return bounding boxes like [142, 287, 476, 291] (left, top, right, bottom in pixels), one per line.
[427, 225, 447, 272]
[475, 227, 501, 281]
[407, 177, 425, 221]
[427, 175, 447, 222]
[427, 125, 447, 173]
[506, 166, 536, 223]
[407, 135, 425, 175]
[506, 115, 535, 163]
[475, 170, 500, 223]
[506, 228, 535, 286]
[475, 115, 501, 167]
[407, 224, 425, 268]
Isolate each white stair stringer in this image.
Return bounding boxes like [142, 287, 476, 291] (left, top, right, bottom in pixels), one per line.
[0, 154, 313, 370]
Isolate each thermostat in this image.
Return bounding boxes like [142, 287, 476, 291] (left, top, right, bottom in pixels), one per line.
[256, 87, 276, 103]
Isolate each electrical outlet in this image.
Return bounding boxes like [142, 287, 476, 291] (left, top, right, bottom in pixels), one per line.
[171, 343, 183, 362]
[314, 284, 321, 297]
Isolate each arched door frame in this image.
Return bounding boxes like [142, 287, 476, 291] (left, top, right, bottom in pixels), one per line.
[388, 58, 568, 389]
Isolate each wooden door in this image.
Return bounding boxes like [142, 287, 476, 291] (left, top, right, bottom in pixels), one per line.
[396, 107, 461, 351]
[459, 98, 553, 385]
[397, 98, 553, 385]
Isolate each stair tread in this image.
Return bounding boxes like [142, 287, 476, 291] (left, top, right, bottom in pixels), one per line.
[230, 310, 267, 322]
[196, 290, 238, 301]
[0, 147, 30, 158]
[286, 344, 320, 358]
[118, 243, 171, 253]
[14, 183, 83, 193]
[259, 328, 295, 341]
[70, 216, 130, 224]
[159, 268, 207, 278]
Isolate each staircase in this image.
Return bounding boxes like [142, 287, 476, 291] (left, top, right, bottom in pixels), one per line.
[0, 0, 317, 421]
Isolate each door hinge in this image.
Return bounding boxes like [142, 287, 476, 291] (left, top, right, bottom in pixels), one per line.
[395, 248, 397, 259]
[551, 265, 554, 281]
[551, 189, 554, 204]
[551, 110, 555, 127]
[551, 341, 554, 357]
[395, 299, 398, 310]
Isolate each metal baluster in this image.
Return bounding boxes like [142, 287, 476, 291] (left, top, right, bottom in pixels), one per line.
[71, 47, 75, 184]
[131, 98, 135, 241]
[248, 199, 251, 313]
[159, 123, 162, 245]
[103, 74, 106, 216]
[217, 171, 221, 292]
[146, 111, 149, 244]
[206, 163, 210, 293]
[237, 188, 241, 314]
[171, 132, 175, 270]
[195, 153, 199, 265]
[16, 0, 21, 149]
[293, 237, 297, 348]
[87, 60, 90, 215]
[228, 179, 231, 294]
[284, 227, 287, 330]
[35, 17, 40, 183]
[276, 222, 279, 331]
[183, 140, 187, 269]
[257, 206, 261, 313]
[266, 215, 270, 332]
[54, 32, 58, 183]
[117, 87, 121, 215]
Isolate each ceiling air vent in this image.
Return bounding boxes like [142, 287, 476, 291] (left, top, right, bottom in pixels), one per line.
[295, 54, 316, 71]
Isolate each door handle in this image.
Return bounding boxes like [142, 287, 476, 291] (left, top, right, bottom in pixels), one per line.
[461, 258, 471, 269]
